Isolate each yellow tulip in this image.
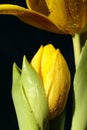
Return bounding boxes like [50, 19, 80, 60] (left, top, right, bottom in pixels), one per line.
[0, 0, 87, 34]
[31, 44, 71, 119]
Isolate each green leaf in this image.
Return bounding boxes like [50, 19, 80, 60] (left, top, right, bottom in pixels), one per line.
[12, 63, 39, 130]
[21, 56, 49, 130]
[71, 41, 87, 130]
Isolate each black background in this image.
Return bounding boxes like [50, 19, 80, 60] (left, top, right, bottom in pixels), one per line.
[0, 1, 75, 130]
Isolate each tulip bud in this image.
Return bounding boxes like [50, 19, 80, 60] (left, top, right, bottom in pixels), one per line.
[31, 44, 71, 119]
[12, 56, 49, 130]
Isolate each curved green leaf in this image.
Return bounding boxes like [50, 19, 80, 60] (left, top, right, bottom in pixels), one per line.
[21, 56, 49, 130]
[12, 63, 39, 130]
[71, 41, 87, 130]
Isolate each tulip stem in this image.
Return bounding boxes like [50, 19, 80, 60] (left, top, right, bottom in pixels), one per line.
[72, 33, 81, 69]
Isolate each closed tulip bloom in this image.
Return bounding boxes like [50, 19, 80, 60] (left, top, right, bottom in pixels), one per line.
[0, 0, 87, 34]
[31, 44, 71, 119]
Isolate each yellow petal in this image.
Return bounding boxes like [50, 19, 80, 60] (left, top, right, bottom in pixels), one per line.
[31, 45, 43, 75]
[0, 4, 62, 33]
[47, 50, 71, 119]
[26, 0, 49, 15]
[40, 44, 70, 119]
[45, 0, 84, 34]
[0, 4, 28, 15]
[80, 0, 87, 33]
[41, 44, 57, 87]
[45, 0, 68, 25]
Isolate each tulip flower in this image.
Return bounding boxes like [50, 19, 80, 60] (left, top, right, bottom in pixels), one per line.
[31, 44, 71, 119]
[0, 0, 87, 34]
[12, 44, 71, 130]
